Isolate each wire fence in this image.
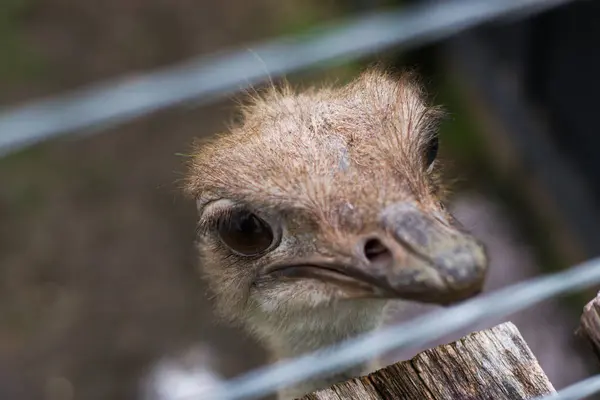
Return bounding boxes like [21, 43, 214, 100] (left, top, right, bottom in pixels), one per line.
[203, 256, 600, 400]
[2, 0, 597, 399]
[535, 375, 600, 400]
[0, 0, 573, 157]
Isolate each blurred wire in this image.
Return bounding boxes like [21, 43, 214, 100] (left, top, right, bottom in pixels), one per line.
[1, 0, 590, 399]
[0, 0, 574, 157]
[202, 256, 600, 400]
[536, 375, 600, 400]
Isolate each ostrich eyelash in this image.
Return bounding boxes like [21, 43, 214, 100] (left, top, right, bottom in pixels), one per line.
[197, 198, 261, 236]
[197, 207, 234, 236]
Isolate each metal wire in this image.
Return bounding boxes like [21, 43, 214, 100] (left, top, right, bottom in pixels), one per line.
[0, 0, 574, 157]
[201, 256, 600, 400]
[537, 375, 600, 400]
[2, 1, 592, 399]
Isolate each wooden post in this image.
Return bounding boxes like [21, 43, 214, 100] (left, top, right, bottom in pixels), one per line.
[301, 322, 555, 400]
[579, 290, 600, 359]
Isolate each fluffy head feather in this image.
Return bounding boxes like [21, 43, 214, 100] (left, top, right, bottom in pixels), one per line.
[182, 69, 488, 399]
[185, 69, 447, 320]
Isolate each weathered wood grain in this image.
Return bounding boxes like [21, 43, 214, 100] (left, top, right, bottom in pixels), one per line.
[579, 290, 600, 359]
[301, 322, 555, 400]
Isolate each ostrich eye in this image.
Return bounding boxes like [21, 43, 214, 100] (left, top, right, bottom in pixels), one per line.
[425, 134, 439, 168]
[218, 210, 274, 256]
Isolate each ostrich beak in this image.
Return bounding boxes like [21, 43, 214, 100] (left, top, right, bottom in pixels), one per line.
[266, 203, 487, 306]
[363, 202, 488, 305]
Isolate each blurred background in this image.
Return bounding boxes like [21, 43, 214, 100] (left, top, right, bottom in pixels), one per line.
[1, 0, 600, 399]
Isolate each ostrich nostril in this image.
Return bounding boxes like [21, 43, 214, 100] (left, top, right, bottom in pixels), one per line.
[363, 238, 393, 267]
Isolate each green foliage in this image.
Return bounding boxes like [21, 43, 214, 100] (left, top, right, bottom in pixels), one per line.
[0, 0, 44, 82]
[437, 78, 489, 179]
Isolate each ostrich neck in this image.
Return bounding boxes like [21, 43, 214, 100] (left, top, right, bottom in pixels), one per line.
[250, 300, 389, 400]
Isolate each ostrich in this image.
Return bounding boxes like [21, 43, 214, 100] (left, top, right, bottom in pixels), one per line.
[184, 69, 488, 399]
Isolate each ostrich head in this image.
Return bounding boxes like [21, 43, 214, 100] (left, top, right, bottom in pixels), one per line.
[184, 69, 487, 398]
